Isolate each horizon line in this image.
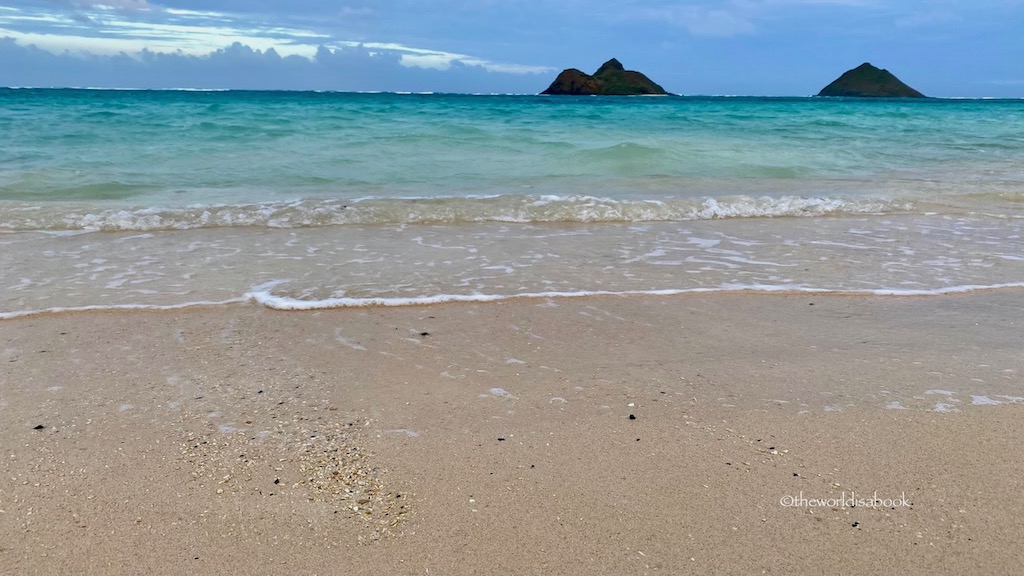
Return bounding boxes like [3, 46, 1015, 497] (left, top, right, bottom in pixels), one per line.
[2, 86, 1022, 100]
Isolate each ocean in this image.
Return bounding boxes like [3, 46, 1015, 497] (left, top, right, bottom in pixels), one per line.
[2, 88, 1024, 318]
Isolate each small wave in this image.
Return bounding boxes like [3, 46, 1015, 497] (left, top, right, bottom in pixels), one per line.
[0, 194, 912, 232]
[0, 298, 248, 321]
[245, 281, 1024, 311]
[5, 281, 1024, 321]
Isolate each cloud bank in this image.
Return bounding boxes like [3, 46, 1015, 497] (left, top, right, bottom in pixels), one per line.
[0, 3, 553, 91]
[0, 37, 553, 92]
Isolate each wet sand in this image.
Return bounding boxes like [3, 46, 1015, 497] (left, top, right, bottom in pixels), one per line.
[2, 292, 1023, 574]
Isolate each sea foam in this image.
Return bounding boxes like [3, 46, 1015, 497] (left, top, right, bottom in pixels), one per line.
[242, 281, 1024, 312]
[0, 195, 911, 232]
[3, 280, 1024, 322]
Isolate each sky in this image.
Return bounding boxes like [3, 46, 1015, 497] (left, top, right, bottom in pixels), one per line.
[0, 0, 1022, 96]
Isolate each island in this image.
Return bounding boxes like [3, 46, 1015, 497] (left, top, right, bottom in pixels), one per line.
[541, 58, 669, 96]
[817, 62, 926, 98]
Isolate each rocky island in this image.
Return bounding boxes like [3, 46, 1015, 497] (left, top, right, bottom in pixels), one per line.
[541, 58, 669, 96]
[818, 62, 926, 98]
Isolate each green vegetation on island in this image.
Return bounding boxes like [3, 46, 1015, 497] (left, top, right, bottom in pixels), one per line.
[818, 63, 925, 98]
[541, 58, 669, 96]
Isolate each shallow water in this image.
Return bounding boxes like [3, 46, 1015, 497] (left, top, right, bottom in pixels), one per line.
[2, 89, 1024, 316]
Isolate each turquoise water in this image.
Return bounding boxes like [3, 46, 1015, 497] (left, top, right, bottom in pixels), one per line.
[3, 89, 1023, 225]
[2, 89, 1024, 316]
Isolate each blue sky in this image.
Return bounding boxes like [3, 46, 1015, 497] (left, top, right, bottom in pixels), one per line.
[1, 0, 1021, 96]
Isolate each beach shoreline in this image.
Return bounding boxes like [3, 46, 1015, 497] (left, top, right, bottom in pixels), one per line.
[2, 292, 1023, 574]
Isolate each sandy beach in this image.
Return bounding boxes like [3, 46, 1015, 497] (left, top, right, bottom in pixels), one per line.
[3, 292, 1023, 575]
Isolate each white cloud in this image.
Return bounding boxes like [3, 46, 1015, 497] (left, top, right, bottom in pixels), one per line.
[336, 41, 553, 74]
[0, 35, 547, 92]
[0, 4, 551, 76]
[398, 52, 453, 70]
[0, 8, 325, 58]
[79, 0, 152, 9]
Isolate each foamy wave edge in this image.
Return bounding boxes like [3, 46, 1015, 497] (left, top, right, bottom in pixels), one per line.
[246, 282, 1024, 310]
[5, 282, 1024, 320]
[0, 298, 248, 320]
[2, 195, 912, 232]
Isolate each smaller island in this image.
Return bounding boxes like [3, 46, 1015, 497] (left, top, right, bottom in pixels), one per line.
[541, 58, 669, 96]
[818, 62, 926, 98]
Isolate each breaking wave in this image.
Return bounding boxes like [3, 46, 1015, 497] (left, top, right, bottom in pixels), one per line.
[0, 194, 913, 232]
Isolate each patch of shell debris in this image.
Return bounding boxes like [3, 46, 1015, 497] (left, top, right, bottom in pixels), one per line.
[296, 422, 412, 542]
[179, 412, 412, 543]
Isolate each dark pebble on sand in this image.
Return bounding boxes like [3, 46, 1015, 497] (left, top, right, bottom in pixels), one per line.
[274, 478, 280, 485]
[852, 522, 860, 528]
[628, 414, 636, 420]
[420, 332, 430, 336]
[32, 424, 45, 430]
[497, 437, 506, 442]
